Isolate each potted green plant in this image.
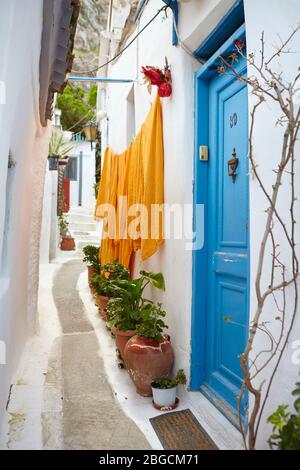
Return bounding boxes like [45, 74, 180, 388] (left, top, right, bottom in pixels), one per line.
[267, 374, 300, 450]
[91, 260, 129, 320]
[48, 129, 74, 171]
[107, 271, 165, 359]
[82, 245, 100, 288]
[123, 302, 174, 397]
[151, 369, 187, 410]
[59, 214, 75, 251]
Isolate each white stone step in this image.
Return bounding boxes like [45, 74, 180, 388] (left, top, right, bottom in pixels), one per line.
[76, 240, 100, 250]
[69, 222, 97, 232]
[68, 214, 95, 224]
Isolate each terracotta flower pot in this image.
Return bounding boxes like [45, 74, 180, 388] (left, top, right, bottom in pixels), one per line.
[124, 335, 174, 397]
[111, 326, 136, 360]
[87, 265, 95, 288]
[98, 307, 107, 322]
[96, 294, 108, 311]
[95, 294, 109, 321]
[60, 237, 76, 251]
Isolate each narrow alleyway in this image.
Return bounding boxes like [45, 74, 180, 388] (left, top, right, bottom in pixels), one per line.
[3, 208, 150, 450]
[45, 258, 150, 450]
[2, 207, 243, 451]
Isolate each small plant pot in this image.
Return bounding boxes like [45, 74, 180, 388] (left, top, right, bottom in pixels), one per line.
[48, 155, 59, 171]
[96, 294, 109, 312]
[98, 307, 107, 322]
[87, 265, 95, 288]
[151, 384, 177, 407]
[152, 397, 179, 411]
[111, 326, 136, 360]
[60, 237, 76, 251]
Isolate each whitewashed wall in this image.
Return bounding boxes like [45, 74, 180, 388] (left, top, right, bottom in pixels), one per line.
[102, 0, 200, 385]
[68, 142, 96, 209]
[244, 0, 300, 449]
[0, 0, 50, 436]
[102, 0, 300, 448]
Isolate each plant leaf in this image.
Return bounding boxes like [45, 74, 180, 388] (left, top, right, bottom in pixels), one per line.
[140, 271, 165, 291]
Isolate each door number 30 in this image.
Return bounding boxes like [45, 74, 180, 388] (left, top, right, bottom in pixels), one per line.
[230, 113, 237, 128]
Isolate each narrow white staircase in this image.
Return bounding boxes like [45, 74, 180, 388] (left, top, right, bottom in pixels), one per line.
[68, 206, 101, 252]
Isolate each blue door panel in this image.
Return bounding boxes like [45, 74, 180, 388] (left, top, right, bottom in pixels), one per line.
[203, 57, 249, 415]
[218, 281, 247, 379]
[220, 85, 248, 248]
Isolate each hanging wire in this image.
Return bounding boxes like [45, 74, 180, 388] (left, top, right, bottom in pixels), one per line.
[68, 81, 96, 113]
[170, 8, 205, 63]
[70, 3, 171, 75]
[65, 109, 95, 132]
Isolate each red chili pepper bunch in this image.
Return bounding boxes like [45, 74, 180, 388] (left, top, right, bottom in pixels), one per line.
[141, 60, 172, 98]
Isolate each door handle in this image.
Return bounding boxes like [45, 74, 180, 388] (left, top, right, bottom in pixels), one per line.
[227, 148, 239, 183]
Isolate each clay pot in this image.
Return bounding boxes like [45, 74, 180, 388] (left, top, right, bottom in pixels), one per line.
[124, 335, 174, 397]
[111, 326, 136, 360]
[60, 237, 75, 251]
[87, 265, 95, 288]
[96, 294, 108, 311]
[95, 294, 109, 321]
[98, 307, 107, 322]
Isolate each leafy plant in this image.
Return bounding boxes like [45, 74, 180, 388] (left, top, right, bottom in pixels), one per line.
[82, 245, 100, 273]
[88, 84, 98, 108]
[136, 303, 168, 343]
[107, 271, 165, 332]
[58, 214, 69, 237]
[102, 260, 130, 282]
[267, 374, 300, 450]
[57, 85, 95, 134]
[91, 260, 129, 298]
[49, 129, 74, 158]
[152, 369, 187, 389]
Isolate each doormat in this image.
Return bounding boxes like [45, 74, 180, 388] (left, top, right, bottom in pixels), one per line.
[150, 409, 218, 450]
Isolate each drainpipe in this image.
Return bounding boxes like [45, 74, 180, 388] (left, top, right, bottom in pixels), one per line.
[107, 0, 113, 33]
[78, 151, 83, 206]
[96, 0, 114, 152]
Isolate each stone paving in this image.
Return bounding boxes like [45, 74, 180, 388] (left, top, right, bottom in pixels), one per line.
[44, 256, 150, 450]
[4, 207, 150, 450]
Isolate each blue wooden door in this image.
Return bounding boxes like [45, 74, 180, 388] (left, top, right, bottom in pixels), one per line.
[203, 58, 249, 415]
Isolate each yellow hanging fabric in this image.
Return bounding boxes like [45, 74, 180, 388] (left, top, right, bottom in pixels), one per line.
[95, 94, 164, 268]
[95, 147, 118, 220]
[95, 147, 119, 264]
[127, 129, 144, 252]
[140, 94, 164, 261]
[115, 147, 133, 268]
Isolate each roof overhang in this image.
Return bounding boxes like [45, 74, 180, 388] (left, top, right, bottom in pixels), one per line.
[39, 0, 80, 127]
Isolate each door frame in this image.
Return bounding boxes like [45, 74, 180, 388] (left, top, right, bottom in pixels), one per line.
[190, 23, 249, 422]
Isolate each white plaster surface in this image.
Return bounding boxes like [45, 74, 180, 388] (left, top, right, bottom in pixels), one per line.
[68, 141, 96, 209]
[0, 0, 52, 437]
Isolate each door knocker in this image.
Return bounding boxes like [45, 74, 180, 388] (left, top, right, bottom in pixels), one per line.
[227, 148, 239, 183]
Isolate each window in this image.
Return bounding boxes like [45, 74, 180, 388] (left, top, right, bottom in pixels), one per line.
[64, 157, 78, 181]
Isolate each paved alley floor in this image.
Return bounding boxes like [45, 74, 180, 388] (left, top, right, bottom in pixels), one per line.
[44, 258, 150, 450]
[2, 207, 150, 450]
